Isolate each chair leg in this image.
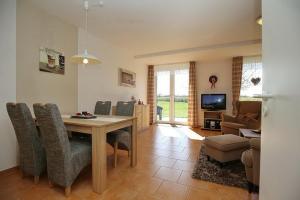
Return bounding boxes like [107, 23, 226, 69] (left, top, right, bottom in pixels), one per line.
[247, 181, 253, 193]
[128, 150, 131, 158]
[65, 186, 71, 197]
[48, 180, 54, 187]
[114, 142, 118, 168]
[68, 131, 72, 138]
[34, 176, 39, 184]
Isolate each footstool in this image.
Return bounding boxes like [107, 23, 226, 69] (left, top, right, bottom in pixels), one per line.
[204, 134, 250, 164]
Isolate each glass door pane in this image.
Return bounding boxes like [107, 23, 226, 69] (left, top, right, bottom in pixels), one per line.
[156, 71, 170, 122]
[174, 69, 189, 123]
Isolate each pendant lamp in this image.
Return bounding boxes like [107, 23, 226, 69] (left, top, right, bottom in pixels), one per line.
[71, 0, 101, 65]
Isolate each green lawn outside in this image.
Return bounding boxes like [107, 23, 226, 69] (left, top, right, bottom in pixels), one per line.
[157, 96, 188, 119]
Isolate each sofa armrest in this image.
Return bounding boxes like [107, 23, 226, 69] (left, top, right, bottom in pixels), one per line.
[241, 149, 253, 168]
[221, 114, 237, 122]
[250, 138, 260, 186]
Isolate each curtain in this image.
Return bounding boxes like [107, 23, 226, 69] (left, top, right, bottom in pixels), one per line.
[188, 61, 198, 127]
[232, 56, 243, 115]
[147, 65, 155, 125]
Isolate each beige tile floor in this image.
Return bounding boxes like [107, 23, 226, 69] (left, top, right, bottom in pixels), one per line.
[0, 124, 259, 200]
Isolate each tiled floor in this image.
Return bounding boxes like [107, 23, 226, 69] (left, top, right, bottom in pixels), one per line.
[0, 124, 259, 200]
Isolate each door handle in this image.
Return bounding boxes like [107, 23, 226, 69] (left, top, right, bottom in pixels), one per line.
[253, 92, 274, 117]
[253, 93, 274, 101]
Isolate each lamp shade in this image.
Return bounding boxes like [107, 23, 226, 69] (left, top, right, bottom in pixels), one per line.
[70, 49, 101, 64]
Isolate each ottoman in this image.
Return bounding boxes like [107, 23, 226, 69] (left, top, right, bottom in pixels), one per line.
[204, 134, 250, 164]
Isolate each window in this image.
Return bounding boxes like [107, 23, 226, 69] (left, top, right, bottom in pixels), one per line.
[240, 56, 262, 100]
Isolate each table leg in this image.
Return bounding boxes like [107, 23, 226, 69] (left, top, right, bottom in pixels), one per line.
[131, 118, 137, 167]
[92, 127, 107, 194]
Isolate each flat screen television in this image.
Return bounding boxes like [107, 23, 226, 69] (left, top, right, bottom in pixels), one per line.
[201, 94, 226, 110]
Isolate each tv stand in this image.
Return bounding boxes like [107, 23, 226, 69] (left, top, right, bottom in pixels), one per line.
[202, 111, 222, 131]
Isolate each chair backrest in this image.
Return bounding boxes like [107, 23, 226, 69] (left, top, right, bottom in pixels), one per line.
[33, 103, 71, 174]
[115, 101, 135, 116]
[94, 101, 111, 115]
[6, 103, 44, 172]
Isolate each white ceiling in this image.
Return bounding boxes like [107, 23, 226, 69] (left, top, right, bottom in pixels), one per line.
[28, 0, 262, 60]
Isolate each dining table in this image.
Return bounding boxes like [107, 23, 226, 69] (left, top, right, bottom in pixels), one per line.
[61, 114, 137, 194]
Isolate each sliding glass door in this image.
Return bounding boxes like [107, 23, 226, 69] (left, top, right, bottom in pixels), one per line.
[156, 65, 189, 124]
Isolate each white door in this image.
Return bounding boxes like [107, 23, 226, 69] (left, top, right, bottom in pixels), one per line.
[260, 1, 300, 200]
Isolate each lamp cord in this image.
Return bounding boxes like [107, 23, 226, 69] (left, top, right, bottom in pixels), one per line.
[85, 1, 88, 54]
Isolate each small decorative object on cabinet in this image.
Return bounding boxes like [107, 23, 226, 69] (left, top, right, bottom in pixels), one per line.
[112, 104, 149, 132]
[202, 111, 222, 131]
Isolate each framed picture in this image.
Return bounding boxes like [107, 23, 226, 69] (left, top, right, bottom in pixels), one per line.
[119, 68, 136, 87]
[39, 47, 65, 75]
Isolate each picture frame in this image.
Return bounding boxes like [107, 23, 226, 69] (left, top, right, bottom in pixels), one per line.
[39, 47, 65, 75]
[119, 68, 136, 88]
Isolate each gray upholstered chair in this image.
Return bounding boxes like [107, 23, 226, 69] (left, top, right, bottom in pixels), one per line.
[6, 103, 46, 184]
[33, 103, 91, 196]
[94, 101, 111, 115]
[107, 101, 134, 167]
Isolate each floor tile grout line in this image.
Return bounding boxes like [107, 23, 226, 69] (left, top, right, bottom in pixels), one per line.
[176, 169, 184, 184]
[152, 179, 165, 196]
[152, 166, 162, 178]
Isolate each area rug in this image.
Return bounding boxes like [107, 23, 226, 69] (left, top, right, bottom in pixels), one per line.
[192, 146, 248, 189]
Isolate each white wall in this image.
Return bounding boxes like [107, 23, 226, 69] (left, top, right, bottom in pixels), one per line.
[260, 1, 300, 199]
[197, 59, 232, 125]
[78, 28, 147, 112]
[16, 0, 78, 114]
[0, 0, 17, 171]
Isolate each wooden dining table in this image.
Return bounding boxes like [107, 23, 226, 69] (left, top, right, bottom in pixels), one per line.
[61, 115, 137, 194]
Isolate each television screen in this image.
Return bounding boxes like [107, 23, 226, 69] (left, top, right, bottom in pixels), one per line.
[201, 94, 226, 110]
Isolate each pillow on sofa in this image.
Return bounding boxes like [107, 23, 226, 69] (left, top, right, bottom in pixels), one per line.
[237, 113, 259, 122]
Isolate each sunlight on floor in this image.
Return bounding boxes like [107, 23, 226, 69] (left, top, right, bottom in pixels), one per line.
[157, 124, 182, 138]
[157, 124, 205, 141]
[181, 126, 205, 141]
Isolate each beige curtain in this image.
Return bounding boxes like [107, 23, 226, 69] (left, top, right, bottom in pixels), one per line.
[147, 65, 155, 124]
[188, 61, 199, 127]
[232, 57, 243, 115]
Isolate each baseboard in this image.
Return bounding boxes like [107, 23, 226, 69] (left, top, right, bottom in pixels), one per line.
[0, 166, 19, 175]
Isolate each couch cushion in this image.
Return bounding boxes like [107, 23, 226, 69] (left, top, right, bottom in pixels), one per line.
[221, 122, 247, 129]
[204, 134, 249, 151]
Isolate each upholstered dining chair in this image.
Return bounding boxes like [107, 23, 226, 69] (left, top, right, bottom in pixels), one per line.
[107, 101, 134, 167]
[94, 101, 111, 115]
[33, 103, 92, 197]
[6, 103, 46, 184]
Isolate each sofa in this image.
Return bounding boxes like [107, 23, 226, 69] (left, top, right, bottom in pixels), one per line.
[221, 101, 262, 135]
[241, 138, 261, 193]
